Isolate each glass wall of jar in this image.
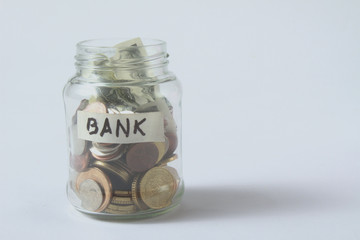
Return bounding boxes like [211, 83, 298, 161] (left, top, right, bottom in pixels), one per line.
[63, 38, 183, 219]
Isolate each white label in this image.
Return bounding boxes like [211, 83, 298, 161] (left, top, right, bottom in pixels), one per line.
[77, 111, 165, 143]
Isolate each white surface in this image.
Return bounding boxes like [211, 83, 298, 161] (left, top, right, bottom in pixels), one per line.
[1, 0, 360, 239]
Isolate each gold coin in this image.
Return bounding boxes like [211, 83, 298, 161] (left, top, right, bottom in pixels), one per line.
[92, 160, 131, 182]
[139, 167, 177, 209]
[76, 167, 112, 212]
[154, 140, 169, 163]
[131, 174, 148, 210]
[166, 154, 178, 163]
[111, 196, 133, 205]
[106, 204, 137, 211]
[158, 154, 178, 166]
[162, 166, 180, 189]
[113, 190, 132, 196]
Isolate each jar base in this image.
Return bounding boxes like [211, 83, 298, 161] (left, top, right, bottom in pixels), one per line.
[72, 184, 184, 220]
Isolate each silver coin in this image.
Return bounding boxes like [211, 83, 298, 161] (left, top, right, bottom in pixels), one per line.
[79, 179, 104, 212]
[90, 144, 120, 157]
[95, 143, 121, 152]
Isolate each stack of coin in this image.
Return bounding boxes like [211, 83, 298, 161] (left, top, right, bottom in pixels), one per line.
[104, 190, 138, 214]
[131, 174, 149, 211]
[90, 143, 127, 162]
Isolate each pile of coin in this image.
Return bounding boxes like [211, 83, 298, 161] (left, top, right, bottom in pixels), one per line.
[69, 98, 180, 215]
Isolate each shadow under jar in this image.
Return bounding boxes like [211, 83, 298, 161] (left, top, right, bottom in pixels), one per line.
[63, 38, 183, 219]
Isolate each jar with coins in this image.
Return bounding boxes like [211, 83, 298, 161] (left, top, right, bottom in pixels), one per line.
[63, 38, 183, 218]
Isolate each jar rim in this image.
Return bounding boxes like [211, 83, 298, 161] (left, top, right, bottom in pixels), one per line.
[77, 38, 166, 49]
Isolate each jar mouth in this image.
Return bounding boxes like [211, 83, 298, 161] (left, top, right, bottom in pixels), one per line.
[77, 38, 166, 49]
[75, 38, 169, 81]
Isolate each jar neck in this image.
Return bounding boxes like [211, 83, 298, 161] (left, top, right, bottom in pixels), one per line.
[75, 38, 169, 82]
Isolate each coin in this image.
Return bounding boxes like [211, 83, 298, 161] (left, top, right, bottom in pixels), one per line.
[83, 101, 107, 113]
[78, 179, 104, 212]
[156, 140, 169, 162]
[92, 143, 119, 152]
[166, 154, 178, 162]
[92, 160, 131, 182]
[90, 144, 126, 162]
[70, 151, 90, 172]
[126, 143, 159, 172]
[157, 154, 178, 166]
[139, 167, 177, 209]
[114, 190, 132, 196]
[131, 174, 148, 210]
[90, 147, 121, 161]
[111, 160, 132, 173]
[76, 167, 112, 212]
[162, 166, 180, 189]
[111, 196, 133, 205]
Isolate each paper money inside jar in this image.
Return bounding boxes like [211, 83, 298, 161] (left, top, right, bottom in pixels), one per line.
[63, 38, 183, 219]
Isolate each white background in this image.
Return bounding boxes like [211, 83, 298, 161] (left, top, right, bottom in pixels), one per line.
[1, 0, 360, 239]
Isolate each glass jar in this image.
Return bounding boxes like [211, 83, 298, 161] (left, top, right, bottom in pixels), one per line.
[63, 38, 183, 219]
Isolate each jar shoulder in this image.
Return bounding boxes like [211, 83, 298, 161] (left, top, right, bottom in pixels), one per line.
[63, 72, 181, 100]
[67, 71, 178, 85]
